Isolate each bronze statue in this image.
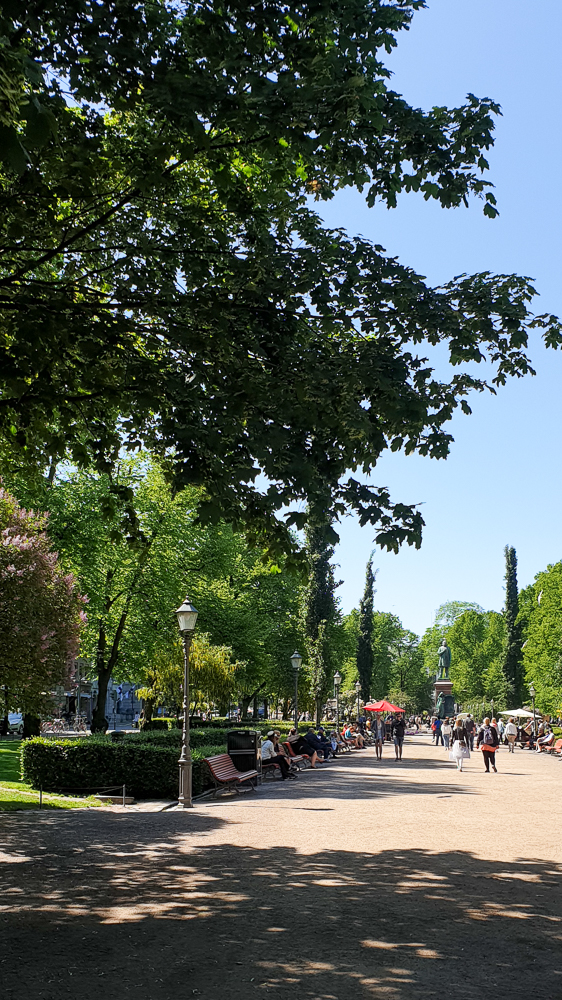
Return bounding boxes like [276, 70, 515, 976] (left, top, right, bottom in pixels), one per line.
[437, 639, 451, 679]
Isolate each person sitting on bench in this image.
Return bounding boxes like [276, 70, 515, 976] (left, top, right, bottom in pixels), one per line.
[262, 732, 295, 779]
[303, 727, 331, 761]
[344, 724, 365, 748]
[286, 729, 322, 768]
[536, 728, 555, 752]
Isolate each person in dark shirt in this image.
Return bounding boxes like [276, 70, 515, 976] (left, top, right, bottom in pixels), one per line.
[304, 727, 331, 760]
[391, 715, 406, 761]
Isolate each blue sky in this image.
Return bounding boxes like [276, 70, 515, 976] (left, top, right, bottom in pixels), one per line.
[320, 0, 562, 635]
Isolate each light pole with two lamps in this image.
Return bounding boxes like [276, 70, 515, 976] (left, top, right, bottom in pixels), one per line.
[290, 650, 302, 729]
[529, 682, 537, 735]
[355, 680, 361, 722]
[175, 595, 199, 809]
[334, 671, 341, 736]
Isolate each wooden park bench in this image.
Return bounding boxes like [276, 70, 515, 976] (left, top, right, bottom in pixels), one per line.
[283, 741, 309, 769]
[203, 753, 258, 795]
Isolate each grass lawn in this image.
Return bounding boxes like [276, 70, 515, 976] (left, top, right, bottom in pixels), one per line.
[0, 740, 103, 811]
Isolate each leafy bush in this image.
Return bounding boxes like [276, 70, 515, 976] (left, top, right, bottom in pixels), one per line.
[122, 728, 228, 749]
[139, 717, 180, 731]
[21, 737, 227, 798]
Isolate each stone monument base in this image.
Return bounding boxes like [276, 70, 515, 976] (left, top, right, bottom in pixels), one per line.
[434, 678, 455, 719]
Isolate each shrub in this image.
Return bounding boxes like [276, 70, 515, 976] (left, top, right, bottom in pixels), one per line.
[139, 717, 179, 731]
[121, 728, 229, 749]
[20, 737, 227, 798]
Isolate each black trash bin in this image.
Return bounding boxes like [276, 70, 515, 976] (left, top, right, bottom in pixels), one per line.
[227, 730, 262, 777]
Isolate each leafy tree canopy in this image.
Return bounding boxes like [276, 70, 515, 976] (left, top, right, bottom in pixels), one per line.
[1, 1, 561, 555]
[519, 564, 562, 715]
[0, 483, 85, 714]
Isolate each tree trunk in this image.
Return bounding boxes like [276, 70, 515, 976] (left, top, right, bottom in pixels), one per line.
[92, 666, 111, 732]
[23, 714, 40, 737]
[263, 697, 268, 721]
[241, 683, 266, 720]
[139, 697, 154, 730]
[315, 696, 322, 725]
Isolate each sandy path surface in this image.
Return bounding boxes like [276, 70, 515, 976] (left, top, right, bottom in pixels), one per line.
[1, 736, 560, 1000]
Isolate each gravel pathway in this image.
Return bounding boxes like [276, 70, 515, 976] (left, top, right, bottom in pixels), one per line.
[1, 736, 560, 999]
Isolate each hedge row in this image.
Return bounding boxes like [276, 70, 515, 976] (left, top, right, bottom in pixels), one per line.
[123, 725, 302, 749]
[20, 738, 227, 798]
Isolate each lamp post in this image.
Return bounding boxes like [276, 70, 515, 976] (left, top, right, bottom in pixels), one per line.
[490, 698, 494, 719]
[355, 680, 361, 722]
[334, 671, 341, 736]
[290, 650, 302, 728]
[529, 682, 536, 735]
[175, 595, 199, 808]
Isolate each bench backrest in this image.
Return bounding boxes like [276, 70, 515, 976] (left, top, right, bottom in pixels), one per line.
[205, 753, 241, 780]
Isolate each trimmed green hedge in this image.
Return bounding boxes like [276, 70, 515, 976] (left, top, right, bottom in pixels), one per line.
[20, 737, 226, 798]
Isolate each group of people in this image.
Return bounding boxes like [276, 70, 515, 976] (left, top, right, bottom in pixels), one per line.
[432, 714, 501, 773]
[261, 724, 362, 779]
[260, 714, 409, 778]
[431, 712, 559, 772]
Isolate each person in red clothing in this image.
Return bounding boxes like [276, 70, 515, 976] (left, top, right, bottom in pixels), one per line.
[476, 717, 500, 772]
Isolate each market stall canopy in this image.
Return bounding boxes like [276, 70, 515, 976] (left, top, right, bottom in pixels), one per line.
[364, 700, 405, 713]
[499, 709, 535, 717]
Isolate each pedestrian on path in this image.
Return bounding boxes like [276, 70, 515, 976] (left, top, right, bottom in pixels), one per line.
[450, 718, 470, 771]
[464, 714, 476, 750]
[476, 717, 500, 772]
[442, 718, 452, 750]
[372, 714, 385, 759]
[391, 714, 406, 760]
[433, 717, 444, 745]
[505, 717, 517, 752]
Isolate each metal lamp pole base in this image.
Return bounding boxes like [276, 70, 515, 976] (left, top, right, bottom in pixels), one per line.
[178, 631, 194, 808]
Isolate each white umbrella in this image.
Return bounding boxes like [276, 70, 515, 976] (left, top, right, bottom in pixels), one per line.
[499, 709, 535, 718]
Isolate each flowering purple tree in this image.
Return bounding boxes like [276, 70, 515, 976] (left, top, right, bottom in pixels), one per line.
[0, 485, 86, 725]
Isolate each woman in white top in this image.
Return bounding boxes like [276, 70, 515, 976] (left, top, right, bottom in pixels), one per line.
[441, 718, 452, 750]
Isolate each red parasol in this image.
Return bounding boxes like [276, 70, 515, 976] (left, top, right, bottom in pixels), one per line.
[364, 699, 405, 713]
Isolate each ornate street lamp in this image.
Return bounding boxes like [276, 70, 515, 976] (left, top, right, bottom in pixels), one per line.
[355, 680, 361, 722]
[490, 698, 495, 719]
[529, 682, 536, 736]
[175, 595, 199, 808]
[334, 671, 342, 738]
[290, 651, 302, 728]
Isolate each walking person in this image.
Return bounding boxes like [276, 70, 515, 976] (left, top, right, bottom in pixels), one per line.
[504, 716, 518, 752]
[372, 714, 385, 759]
[464, 714, 475, 751]
[433, 716, 444, 746]
[451, 717, 470, 771]
[391, 713, 406, 761]
[442, 718, 452, 750]
[476, 717, 500, 772]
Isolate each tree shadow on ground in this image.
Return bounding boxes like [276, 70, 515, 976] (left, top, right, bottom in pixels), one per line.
[1, 810, 561, 1000]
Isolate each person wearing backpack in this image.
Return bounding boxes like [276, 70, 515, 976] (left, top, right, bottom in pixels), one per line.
[476, 716, 500, 772]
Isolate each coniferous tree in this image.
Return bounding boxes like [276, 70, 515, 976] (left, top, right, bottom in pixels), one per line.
[356, 556, 375, 702]
[502, 545, 523, 703]
[304, 514, 339, 721]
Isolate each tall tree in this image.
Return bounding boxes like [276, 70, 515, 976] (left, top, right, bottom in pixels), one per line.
[356, 556, 375, 702]
[447, 609, 507, 707]
[303, 515, 340, 720]
[502, 545, 523, 704]
[1, 1, 561, 558]
[519, 563, 562, 714]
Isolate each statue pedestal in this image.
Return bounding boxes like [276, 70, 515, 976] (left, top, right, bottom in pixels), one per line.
[434, 678, 455, 718]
